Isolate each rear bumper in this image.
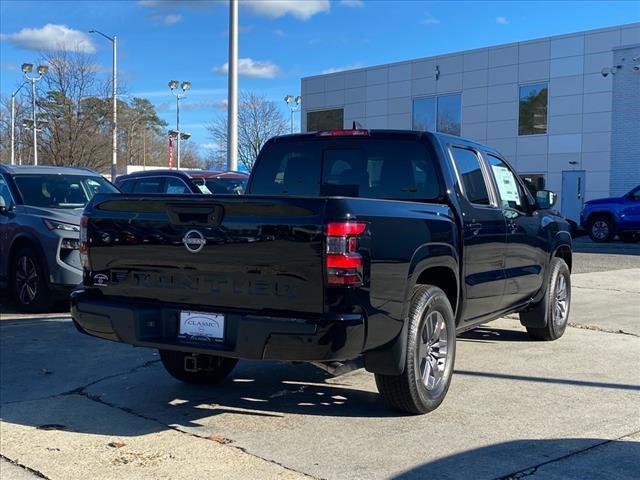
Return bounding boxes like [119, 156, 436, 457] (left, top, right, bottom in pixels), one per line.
[70, 290, 365, 362]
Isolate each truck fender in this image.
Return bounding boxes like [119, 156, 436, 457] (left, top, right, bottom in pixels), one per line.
[364, 243, 459, 376]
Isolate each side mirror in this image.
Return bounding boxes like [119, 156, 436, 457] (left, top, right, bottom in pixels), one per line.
[536, 190, 557, 209]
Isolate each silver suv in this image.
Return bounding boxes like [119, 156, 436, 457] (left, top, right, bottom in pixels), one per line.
[0, 165, 118, 311]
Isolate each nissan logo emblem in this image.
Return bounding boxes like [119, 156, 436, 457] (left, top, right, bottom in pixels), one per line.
[182, 229, 206, 253]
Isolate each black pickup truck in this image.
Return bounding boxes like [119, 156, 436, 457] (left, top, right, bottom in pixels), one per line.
[72, 129, 572, 414]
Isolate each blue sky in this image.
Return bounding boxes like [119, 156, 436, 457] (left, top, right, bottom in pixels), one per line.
[1, 0, 638, 153]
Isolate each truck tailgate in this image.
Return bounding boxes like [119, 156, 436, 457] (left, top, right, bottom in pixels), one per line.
[84, 195, 326, 314]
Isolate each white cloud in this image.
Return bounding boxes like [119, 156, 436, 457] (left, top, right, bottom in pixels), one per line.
[321, 63, 364, 74]
[162, 13, 183, 25]
[0, 24, 96, 53]
[420, 13, 440, 25]
[340, 0, 364, 7]
[243, 0, 330, 20]
[214, 57, 279, 79]
[149, 13, 183, 25]
[274, 29, 286, 37]
[496, 16, 509, 25]
[201, 142, 220, 150]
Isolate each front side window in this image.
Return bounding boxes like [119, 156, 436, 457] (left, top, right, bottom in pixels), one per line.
[307, 109, 344, 132]
[13, 174, 117, 209]
[519, 83, 548, 135]
[205, 178, 247, 195]
[451, 147, 490, 205]
[486, 154, 527, 211]
[412, 94, 461, 136]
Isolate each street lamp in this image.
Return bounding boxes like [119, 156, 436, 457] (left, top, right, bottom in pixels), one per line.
[284, 94, 302, 133]
[10, 81, 29, 165]
[169, 80, 191, 169]
[89, 30, 117, 181]
[22, 63, 48, 165]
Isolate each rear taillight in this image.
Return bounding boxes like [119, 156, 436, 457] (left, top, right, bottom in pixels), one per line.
[79, 215, 90, 270]
[325, 221, 366, 286]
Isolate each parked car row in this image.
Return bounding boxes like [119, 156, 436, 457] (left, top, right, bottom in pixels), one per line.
[0, 164, 248, 311]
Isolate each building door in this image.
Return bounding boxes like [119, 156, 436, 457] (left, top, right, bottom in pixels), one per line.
[561, 170, 586, 222]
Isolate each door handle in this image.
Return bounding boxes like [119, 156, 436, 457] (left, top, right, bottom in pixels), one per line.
[466, 222, 482, 236]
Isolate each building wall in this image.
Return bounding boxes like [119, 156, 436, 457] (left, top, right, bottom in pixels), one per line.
[610, 44, 640, 196]
[301, 23, 640, 207]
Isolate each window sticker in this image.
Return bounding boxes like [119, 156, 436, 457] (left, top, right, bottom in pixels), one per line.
[492, 165, 521, 205]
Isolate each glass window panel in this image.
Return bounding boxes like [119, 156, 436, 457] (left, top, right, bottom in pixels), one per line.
[451, 147, 490, 205]
[306, 109, 344, 132]
[412, 97, 436, 132]
[487, 154, 527, 211]
[519, 83, 548, 135]
[437, 94, 461, 136]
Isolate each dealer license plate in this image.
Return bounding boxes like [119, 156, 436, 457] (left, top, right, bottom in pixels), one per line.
[178, 311, 225, 343]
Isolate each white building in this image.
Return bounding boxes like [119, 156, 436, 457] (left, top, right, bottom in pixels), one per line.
[300, 23, 640, 222]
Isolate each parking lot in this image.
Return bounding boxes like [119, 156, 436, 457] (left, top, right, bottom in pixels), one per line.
[1, 239, 639, 480]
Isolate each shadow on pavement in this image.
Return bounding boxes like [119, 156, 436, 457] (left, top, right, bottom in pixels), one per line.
[573, 237, 640, 256]
[392, 438, 640, 480]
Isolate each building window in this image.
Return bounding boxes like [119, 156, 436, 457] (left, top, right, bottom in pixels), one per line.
[518, 83, 548, 135]
[520, 174, 546, 195]
[307, 109, 344, 132]
[412, 94, 461, 136]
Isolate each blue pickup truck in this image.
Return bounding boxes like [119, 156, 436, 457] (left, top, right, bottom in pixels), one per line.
[580, 186, 640, 243]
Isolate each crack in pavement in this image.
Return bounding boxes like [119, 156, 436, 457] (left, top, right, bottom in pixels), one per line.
[573, 285, 639, 294]
[0, 359, 162, 406]
[567, 322, 640, 338]
[1, 359, 320, 480]
[494, 429, 640, 480]
[0, 454, 50, 479]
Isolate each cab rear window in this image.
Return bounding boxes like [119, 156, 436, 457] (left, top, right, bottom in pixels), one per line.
[249, 138, 441, 200]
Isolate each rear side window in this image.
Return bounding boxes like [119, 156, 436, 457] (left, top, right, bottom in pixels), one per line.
[133, 177, 163, 193]
[451, 147, 491, 205]
[250, 138, 441, 200]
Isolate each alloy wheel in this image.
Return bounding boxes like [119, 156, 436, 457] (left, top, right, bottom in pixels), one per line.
[591, 220, 609, 241]
[417, 311, 448, 392]
[15, 255, 38, 305]
[553, 274, 568, 327]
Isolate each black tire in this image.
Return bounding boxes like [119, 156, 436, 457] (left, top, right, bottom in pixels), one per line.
[12, 247, 53, 312]
[588, 215, 615, 243]
[619, 232, 639, 243]
[375, 285, 456, 415]
[159, 350, 237, 384]
[520, 258, 571, 341]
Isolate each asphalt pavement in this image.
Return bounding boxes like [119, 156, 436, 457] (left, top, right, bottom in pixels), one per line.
[1, 238, 639, 480]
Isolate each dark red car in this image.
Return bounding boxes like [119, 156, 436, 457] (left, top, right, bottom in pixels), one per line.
[114, 169, 249, 195]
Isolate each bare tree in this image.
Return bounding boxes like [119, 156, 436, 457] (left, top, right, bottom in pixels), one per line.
[207, 91, 288, 171]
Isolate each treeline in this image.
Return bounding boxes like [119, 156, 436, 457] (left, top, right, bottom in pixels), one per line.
[0, 50, 204, 173]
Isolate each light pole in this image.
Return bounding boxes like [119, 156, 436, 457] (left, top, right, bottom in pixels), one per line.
[168, 80, 191, 170]
[21, 64, 48, 165]
[227, 0, 238, 171]
[10, 81, 28, 165]
[89, 30, 117, 180]
[284, 95, 302, 133]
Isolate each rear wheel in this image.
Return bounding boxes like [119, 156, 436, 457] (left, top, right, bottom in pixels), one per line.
[159, 350, 237, 384]
[588, 215, 614, 243]
[521, 258, 571, 341]
[12, 247, 52, 312]
[375, 285, 456, 414]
